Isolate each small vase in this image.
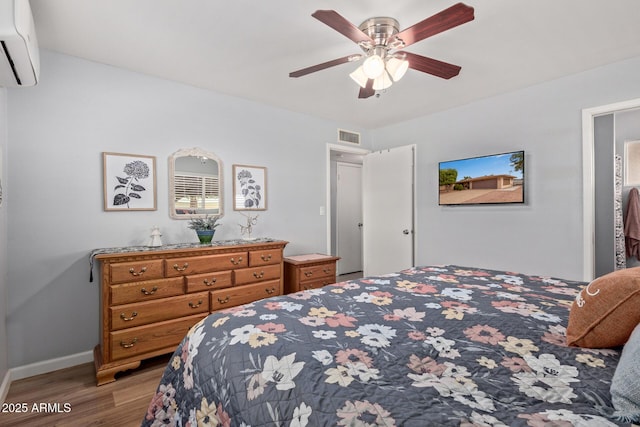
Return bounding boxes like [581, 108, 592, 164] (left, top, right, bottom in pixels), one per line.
[195, 229, 215, 244]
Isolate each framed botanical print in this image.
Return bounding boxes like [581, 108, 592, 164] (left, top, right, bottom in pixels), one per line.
[103, 152, 157, 211]
[233, 164, 267, 211]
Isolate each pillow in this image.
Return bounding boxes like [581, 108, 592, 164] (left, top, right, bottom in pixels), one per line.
[611, 322, 640, 423]
[566, 267, 640, 348]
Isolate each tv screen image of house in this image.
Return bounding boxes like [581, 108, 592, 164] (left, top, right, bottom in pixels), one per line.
[439, 150, 525, 205]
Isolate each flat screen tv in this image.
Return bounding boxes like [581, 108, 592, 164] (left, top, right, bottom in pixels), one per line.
[439, 150, 525, 206]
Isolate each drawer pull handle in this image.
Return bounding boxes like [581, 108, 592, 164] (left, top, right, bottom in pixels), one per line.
[217, 296, 230, 304]
[253, 271, 265, 279]
[173, 263, 189, 272]
[141, 286, 158, 295]
[203, 278, 217, 286]
[129, 267, 147, 277]
[265, 287, 276, 295]
[304, 271, 314, 277]
[120, 312, 138, 321]
[120, 338, 138, 349]
[189, 300, 204, 309]
[230, 257, 244, 265]
[261, 254, 272, 261]
[323, 268, 331, 274]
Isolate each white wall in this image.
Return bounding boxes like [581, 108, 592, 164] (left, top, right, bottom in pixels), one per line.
[0, 88, 8, 387]
[5, 51, 369, 368]
[371, 56, 640, 281]
[6, 49, 640, 370]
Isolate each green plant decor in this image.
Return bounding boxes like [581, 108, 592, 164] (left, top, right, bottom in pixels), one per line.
[188, 215, 221, 243]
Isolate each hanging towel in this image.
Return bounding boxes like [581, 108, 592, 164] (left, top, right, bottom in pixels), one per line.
[624, 187, 640, 260]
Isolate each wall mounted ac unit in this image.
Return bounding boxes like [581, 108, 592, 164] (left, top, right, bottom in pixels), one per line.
[0, 0, 39, 87]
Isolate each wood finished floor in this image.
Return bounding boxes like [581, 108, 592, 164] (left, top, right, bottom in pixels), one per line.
[1, 354, 170, 426]
[1, 275, 363, 426]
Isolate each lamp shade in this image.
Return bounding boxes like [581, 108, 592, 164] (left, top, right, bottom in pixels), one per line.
[386, 57, 409, 82]
[349, 66, 369, 88]
[362, 54, 385, 79]
[372, 70, 393, 91]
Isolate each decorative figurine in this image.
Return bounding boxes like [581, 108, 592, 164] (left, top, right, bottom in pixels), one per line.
[239, 213, 259, 240]
[149, 226, 163, 247]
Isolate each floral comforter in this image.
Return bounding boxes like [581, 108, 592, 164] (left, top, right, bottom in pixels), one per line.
[142, 265, 628, 427]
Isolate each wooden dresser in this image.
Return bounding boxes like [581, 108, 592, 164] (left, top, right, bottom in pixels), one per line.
[92, 239, 287, 385]
[284, 254, 340, 293]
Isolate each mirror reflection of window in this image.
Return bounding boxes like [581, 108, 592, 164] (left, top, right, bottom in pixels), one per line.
[169, 148, 223, 219]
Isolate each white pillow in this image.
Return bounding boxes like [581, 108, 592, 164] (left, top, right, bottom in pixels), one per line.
[611, 322, 640, 423]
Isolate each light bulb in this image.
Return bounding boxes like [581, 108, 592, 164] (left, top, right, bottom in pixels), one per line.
[386, 57, 409, 82]
[362, 55, 385, 79]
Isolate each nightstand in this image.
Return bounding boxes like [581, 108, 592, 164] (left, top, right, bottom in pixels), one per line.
[284, 254, 340, 293]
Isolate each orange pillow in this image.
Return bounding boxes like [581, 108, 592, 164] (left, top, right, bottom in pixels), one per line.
[566, 268, 640, 348]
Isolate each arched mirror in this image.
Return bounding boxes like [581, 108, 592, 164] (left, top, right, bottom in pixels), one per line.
[169, 148, 223, 219]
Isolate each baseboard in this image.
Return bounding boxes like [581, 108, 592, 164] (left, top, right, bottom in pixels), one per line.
[8, 350, 93, 382]
[0, 369, 10, 404]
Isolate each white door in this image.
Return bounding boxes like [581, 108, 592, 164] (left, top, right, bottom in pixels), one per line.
[362, 145, 415, 276]
[336, 162, 363, 275]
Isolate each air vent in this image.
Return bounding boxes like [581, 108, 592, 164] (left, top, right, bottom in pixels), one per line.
[338, 129, 361, 145]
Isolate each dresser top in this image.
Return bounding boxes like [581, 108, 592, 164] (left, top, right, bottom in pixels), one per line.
[91, 238, 286, 259]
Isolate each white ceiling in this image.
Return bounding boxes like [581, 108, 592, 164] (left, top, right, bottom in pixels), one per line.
[29, 0, 640, 129]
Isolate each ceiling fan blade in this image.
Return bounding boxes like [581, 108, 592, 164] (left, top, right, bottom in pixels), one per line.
[391, 3, 474, 49]
[312, 10, 374, 45]
[403, 51, 461, 79]
[289, 54, 361, 78]
[358, 79, 375, 99]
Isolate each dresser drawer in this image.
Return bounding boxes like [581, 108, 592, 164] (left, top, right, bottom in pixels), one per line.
[185, 270, 233, 292]
[234, 264, 281, 285]
[299, 263, 336, 284]
[110, 259, 164, 284]
[110, 292, 209, 330]
[165, 252, 248, 277]
[211, 279, 280, 310]
[110, 314, 206, 361]
[249, 249, 282, 266]
[110, 277, 184, 305]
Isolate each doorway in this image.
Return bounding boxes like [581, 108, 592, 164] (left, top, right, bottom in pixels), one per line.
[328, 144, 367, 277]
[582, 97, 640, 280]
[326, 143, 416, 278]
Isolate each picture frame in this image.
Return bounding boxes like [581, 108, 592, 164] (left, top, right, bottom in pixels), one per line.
[233, 164, 267, 211]
[103, 152, 157, 211]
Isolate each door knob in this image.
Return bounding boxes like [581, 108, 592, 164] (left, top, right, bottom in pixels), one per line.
[403, 229, 410, 235]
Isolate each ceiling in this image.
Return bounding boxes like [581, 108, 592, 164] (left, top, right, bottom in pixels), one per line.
[29, 0, 640, 129]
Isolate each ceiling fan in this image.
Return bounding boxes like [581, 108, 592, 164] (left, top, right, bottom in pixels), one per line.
[289, 3, 474, 99]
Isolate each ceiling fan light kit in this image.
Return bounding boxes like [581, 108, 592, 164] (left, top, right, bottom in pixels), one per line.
[289, 3, 475, 99]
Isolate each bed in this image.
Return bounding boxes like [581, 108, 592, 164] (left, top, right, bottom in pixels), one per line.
[141, 265, 635, 426]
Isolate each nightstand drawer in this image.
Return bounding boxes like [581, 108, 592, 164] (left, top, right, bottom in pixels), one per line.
[249, 249, 282, 266]
[110, 259, 164, 284]
[211, 279, 280, 310]
[110, 277, 184, 305]
[165, 252, 248, 277]
[299, 276, 336, 291]
[299, 263, 336, 283]
[185, 270, 233, 292]
[110, 314, 206, 361]
[234, 264, 281, 285]
[110, 292, 209, 330]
